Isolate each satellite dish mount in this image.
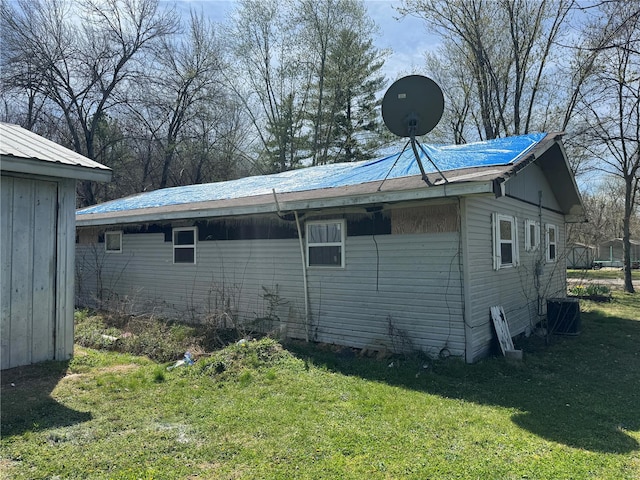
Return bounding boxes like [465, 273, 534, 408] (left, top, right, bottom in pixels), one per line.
[381, 75, 448, 185]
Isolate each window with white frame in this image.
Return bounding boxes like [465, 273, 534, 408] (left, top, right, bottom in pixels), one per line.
[546, 224, 558, 262]
[105, 231, 122, 253]
[493, 213, 519, 270]
[173, 227, 197, 264]
[524, 219, 540, 251]
[306, 220, 345, 267]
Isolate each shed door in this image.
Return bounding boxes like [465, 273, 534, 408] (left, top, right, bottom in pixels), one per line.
[1, 175, 57, 369]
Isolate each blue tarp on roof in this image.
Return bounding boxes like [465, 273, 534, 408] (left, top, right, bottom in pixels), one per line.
[77, 133, 546, 215]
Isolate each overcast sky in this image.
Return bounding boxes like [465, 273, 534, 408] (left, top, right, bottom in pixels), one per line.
[174, 0, 438, 84]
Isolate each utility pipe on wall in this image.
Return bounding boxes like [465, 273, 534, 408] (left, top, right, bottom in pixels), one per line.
[272, 188, 310, 341]
[294, 211, 310, 342]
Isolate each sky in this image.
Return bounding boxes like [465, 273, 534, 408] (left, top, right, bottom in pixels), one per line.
[174, 0, 438, 84]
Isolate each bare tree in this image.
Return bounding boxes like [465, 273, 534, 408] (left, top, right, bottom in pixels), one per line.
[226, 0, 312, 173]
[398, 0, 574, 141]
[568, 177, 634, 247]
[575, 3, 640, 292]
[126, 9, 228, 189]
[0, 0, 179, 205]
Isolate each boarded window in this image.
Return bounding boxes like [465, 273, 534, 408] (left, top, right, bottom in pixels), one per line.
[306, 220, 345, 267]
[105, 231, 122, 253]
[391, 203, 458, 234]
[173, 227, 196, 264]
[77, 228, 101, 245]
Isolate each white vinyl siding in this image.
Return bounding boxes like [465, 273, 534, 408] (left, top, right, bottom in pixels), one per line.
[76, 228, 465, 358]
[464, 196, 566, 362]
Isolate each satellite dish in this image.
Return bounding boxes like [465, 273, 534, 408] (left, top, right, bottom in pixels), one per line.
[380, 75, 447, 186]
[382, 75, 444, 138]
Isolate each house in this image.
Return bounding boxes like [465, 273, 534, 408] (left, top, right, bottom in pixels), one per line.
[595, 238, 640, 268]
[75, 132, 584, 363]
[566, 243, 595, 269]
[1, 122, 111, 369]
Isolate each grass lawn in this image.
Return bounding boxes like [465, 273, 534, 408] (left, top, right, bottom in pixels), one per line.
[567, 268, 640, 281]
[2, 294, 639, 479]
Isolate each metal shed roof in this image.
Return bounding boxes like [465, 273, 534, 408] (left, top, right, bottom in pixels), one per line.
[76, 132, 584, 226]
[0, 122, 112, 182]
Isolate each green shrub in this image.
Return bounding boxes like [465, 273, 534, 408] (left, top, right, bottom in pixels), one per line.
[185, 338, 301, 382]
[569, 284, 611, 297]
[74, 311, 200, 363]
[74, 314, 123, 349]
[586, 284, 611, 296]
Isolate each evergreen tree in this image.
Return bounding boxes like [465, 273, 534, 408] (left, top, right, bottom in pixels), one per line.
[326, 29, 386, 163]
[298, 0, 387, 165]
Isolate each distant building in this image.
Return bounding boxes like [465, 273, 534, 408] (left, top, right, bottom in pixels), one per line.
[595, 238, 640, 268]
[566, 243, 595, 269]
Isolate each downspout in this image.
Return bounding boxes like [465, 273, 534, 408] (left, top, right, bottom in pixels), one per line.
[537, 190, 544, 319]
[294, 211, 310, 342]
[272, 189, 310, 342]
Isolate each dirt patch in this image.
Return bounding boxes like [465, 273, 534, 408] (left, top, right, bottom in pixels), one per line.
[62, 363, 141, 382]
[1, 363, 68, 392]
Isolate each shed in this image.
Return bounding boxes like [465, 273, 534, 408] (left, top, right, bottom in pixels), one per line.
[1, 122, 111, 369]
[75, 132, 584, 363]
[566, 243, 595, 269]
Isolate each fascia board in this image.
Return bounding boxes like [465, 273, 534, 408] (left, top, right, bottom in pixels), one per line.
[76, 180, 495, 227]
[1, 156, 112, 182]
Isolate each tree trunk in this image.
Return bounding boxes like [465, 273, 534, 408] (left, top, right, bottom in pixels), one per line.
[622, 179, 635, 293]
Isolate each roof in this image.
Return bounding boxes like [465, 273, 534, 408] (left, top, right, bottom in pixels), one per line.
[0, 122, 112, 182]
[599, 238, 640, 246]
[77, 132, 583, 226]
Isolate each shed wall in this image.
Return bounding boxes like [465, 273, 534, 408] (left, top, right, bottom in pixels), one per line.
[567, 246, 594, 269]
[1, 174, 76, 369]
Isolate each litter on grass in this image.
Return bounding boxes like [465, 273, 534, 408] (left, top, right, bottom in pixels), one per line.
[167, 352, 195, 370]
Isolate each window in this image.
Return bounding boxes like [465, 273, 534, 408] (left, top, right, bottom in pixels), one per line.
[524, 219, 540, 251]
[105, 231, 122, 253]
[493, 213, 519, 270]
[546, 224, 558, 262]
[306, 220, 345, 267]
[173, 227, 196, 264]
